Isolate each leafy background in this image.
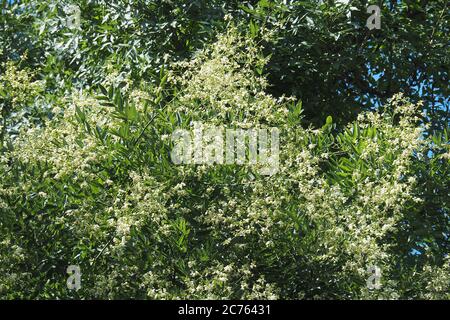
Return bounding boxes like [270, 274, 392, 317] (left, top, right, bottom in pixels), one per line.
[0, 0, 448, 299]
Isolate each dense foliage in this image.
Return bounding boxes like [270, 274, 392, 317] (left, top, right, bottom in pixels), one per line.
[0, 0, 448, 299]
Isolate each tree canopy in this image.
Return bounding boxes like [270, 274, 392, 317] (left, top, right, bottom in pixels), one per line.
[0, 0, 448, 299]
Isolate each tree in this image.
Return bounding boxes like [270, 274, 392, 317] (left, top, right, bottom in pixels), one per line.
[0, 0, 448, 299]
